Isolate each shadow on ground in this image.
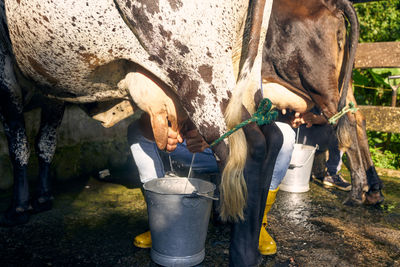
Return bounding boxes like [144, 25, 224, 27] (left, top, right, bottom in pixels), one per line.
[0, 169, 399, 266]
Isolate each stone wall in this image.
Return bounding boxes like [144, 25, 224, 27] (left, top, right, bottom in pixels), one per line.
[0, 105, 139, 190]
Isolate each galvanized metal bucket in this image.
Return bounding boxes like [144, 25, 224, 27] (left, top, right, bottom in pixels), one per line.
[143, 177, 216, 267]
[280, 144, 318, 193]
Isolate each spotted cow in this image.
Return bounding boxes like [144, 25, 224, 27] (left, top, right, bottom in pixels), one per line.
[1, 0, 274, 265]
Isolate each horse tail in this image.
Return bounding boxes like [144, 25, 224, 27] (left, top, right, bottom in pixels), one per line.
[219, 0, 267, 222]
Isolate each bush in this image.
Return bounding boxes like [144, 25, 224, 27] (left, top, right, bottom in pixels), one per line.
[367, 132, 400, 170]
[355, 0, 400, 42]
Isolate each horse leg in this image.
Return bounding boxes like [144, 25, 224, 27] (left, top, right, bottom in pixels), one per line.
[354, 110, 384, 205]
[0, 89, 31, 226]
[31, 99, 65, 213]
[229, 121, 282, 267]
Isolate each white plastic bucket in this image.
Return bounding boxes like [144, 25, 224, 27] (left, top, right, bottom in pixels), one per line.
[280, 144, 318, 193]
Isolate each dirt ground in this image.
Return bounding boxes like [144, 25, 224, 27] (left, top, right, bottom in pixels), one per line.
[0, 168, 399, 267]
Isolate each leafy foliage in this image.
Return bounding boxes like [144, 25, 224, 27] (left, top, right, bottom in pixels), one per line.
[352, 68, 399, 106]
[355, 0, 400, 42]
[367, 131, 400, 169]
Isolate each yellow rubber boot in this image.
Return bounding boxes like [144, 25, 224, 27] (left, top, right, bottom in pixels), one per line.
[258, 187, 279, 255]
[134, 231, 152, 248]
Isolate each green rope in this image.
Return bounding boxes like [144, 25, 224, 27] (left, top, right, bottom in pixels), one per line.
[209, 98, 278, 148]
[328, 101, 358, 124]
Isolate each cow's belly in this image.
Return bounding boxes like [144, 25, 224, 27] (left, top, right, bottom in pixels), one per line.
[5, 0, 167, 102]
[263, 82, 314, 113]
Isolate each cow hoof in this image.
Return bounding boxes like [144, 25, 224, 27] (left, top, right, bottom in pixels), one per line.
[343, 196, 363, 206]
[0, 207, 30, 227]
[31, 194, 54, 214]
[365, 190, 384, 206]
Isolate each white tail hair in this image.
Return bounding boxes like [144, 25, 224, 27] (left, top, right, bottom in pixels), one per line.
[218, 0, 270, 221]
[219, 62, 252, 222]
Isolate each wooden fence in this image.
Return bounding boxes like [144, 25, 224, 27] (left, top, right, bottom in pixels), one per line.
[354, 41, 400, 133]
[358, 106, 400, 133]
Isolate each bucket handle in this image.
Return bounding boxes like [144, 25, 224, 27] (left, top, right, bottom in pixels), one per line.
[288, 144, 319, 169]
[183, 154, 218, 201]
[184, 190, 219, 201]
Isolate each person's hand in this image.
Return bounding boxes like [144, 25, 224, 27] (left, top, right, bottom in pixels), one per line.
[288, 111, 328, 128]
[301, 112, 327, 127]
[185, 129, 210, 153]
[166, 127, 183, 152]
[139, 113, 183, 152]
[289, 112, 305, 128]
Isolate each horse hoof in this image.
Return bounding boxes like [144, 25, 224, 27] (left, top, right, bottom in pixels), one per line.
[31, 195, 54, 214]
[0, 207, 30, 227]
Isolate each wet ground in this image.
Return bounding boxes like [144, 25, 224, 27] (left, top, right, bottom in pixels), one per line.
[0, 168, 399, 267]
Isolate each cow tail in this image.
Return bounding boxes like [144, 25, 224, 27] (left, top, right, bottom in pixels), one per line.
[219, 0, 267, 222]
[220, 70, 249, 222]
[335, 0, 359, 149]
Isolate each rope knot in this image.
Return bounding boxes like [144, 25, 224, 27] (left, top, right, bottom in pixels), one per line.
[328, 101, 358, 125]
[210, 98, 277, 147]
[252, 98, 278, 126]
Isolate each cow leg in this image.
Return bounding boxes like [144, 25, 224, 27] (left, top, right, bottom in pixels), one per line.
[0, 13, 32, 226]
[0, 89, 31, 227]
[340, 116, 368, 205]
[31, 99, 65, 213]
[229, 121, 282, 267]
[344, 142, 367, 205]
[354, 111, 384, 205]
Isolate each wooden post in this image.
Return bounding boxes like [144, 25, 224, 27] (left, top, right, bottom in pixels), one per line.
[386, 76, 400, 146]
[388, 75, 400, 107]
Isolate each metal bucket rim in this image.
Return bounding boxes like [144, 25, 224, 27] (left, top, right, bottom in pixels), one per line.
[143, 177, 216, 195]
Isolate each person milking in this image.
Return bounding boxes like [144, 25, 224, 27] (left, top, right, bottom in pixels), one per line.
[128, 111, 296, 256]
